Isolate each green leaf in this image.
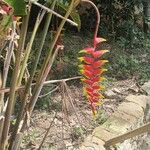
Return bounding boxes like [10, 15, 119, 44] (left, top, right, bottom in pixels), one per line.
[4, 0, 26, 15]
[58, 2, 81, 31]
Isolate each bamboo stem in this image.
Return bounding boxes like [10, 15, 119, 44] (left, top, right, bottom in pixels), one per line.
[0, 76, 81, 94]
[27, 0, 76, 115]
[9, 1, 57, 148]
[28, 46, 61, 114]
[17, 9, 46, 86]
[0, 7, 31, 150]
[0, 21, 16, 116]
[30, 0, 78, 27]
[104, 123, 150, 149]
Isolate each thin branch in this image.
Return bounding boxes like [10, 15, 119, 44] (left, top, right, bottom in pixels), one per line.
[0, 76, 81, 94]
[37, 112, 57, 150]
[25, 0, 76, 119]
[30, 0, 78, 27]
[38, 86, 59, 98]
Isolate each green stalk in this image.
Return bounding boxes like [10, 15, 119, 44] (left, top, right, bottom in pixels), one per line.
[20, 1, 76, 132]
[0, 21, 16, 148]
[21, 45, 61, 133]
[17, 9, 46, 86]
[23, 0, 57, 104]
[0, 21, 16, 105]
[0, 9, 30, 150]
[9, 1, 57, 148]
[81, 0, 100, 46]
[28, 0, 75, 114]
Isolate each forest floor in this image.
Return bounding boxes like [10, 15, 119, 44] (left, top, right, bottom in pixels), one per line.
[21, 78, 143, 150]
[20, 31, 149, 149]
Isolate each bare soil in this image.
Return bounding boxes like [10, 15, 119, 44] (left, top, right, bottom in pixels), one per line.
[21, 78, 141, 150]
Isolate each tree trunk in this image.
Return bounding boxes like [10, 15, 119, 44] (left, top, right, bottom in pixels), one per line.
[143, 0, 150, 34]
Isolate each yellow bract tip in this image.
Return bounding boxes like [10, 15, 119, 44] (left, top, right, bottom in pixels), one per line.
[96, 101, 103, 105]
[83, 87, 87, 95]
[78, 57, 84, 62]
[79, 69, 84, 74]
[103, 50, 109, 53]
[78, 64, 83, 68]
[99, 77, 106, 81]
[102, 68, 108, 72]
[92, 111, 97, 119]
[79, 50, 86, 53]
[103, 60, 109, 63]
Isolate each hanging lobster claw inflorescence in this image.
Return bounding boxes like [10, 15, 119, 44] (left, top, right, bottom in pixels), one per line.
[78, 0, 109, 116]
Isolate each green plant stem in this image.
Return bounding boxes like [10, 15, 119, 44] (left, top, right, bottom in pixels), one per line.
[81, 0, 100, 46]
[0, 21, 16, 113]
[21, 45, 61, 132]
[28, 45, 61, 114]
[9, 10, 45, 141]
[0, 11, 30, 150]
[17, 9, 46, 86]
[9, 1, 57, 148]
[0, 21, 16, 148]
[27, 0, 75, 115]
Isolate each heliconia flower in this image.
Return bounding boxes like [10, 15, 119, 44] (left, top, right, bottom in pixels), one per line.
[94, 37, 106, 48]
[78, 57, 94, 64]
[92, 50, 109, 58]
[79, 48, 95, 54]
[78, 36, 108, 116]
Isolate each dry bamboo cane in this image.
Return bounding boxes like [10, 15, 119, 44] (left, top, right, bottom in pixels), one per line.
[0, 9, 30, 150]
[104, 123, 150, 149]
[10, 1, 57, 149]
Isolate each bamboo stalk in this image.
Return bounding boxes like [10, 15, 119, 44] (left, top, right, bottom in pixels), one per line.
[104, 123, 150, 149]
[17, 9, 46, 85]
[30, 0, 78, 26]
[0, 76, 81, 94]
[0, 116, 4, 147]
[11, 133, 23, 150]
[0, 20, 16, 114]
[28, 45, 61, 114]
[0, 7, 31, 150]
[9, 1, 57, 148]
[27, 0, 76, 115]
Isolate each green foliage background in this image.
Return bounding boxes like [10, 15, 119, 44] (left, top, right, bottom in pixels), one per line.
[28, 0, 150, 83]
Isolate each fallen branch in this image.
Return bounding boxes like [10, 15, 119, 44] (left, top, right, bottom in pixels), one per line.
[37, 112, 57, 150]
[38, 86, 59, 98]
[104, 123, 150, 149]
[0, 76, 81, 94]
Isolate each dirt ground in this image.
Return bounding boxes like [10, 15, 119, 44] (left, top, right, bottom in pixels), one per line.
[21, 78, 142, 150]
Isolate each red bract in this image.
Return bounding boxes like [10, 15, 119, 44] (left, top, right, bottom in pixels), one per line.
[78, 37, 108, 116]
[1, 4, 12, 14]
[94, 37, 106, 48]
